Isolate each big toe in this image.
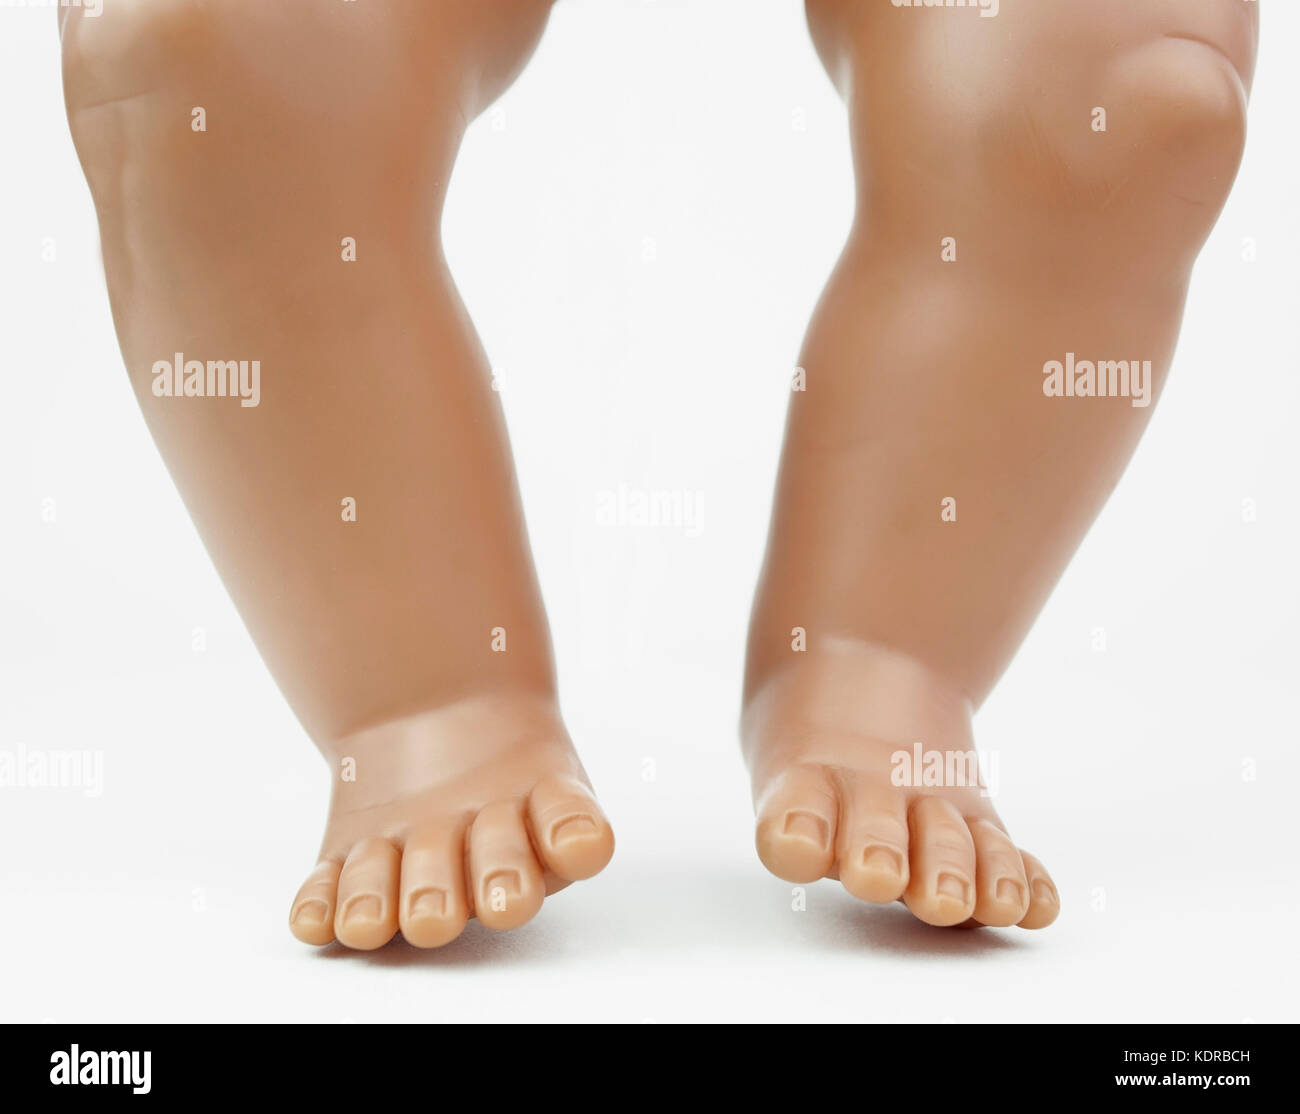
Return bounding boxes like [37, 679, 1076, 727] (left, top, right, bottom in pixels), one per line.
[754, 764, 839, 883]
[527, 774, 614, 882]
[289, 860, 341, 946]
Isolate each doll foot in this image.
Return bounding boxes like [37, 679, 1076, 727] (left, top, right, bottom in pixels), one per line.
[743, 642, 1059, 930]
[289, 695, 614, 950]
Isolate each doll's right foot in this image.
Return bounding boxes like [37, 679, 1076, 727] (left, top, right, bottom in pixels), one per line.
[290, 694, 613, 950]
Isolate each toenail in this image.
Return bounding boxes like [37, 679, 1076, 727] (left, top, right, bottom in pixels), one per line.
[995, 878, 1026, 907]
[342, 894, 383, 924]
[1033, 880, 1059, 905]
[782, 811, 830, 849]
[935, 872, 970, 903]
[484, 870, 522, 901]
[407, 888, 447, 920]
[291, 899, 328, 926]
[550, 815, 598, 846]
[861, 845, 904, 875]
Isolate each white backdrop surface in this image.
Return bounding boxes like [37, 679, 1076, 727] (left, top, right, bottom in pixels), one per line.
[0, 0, 1296, 1022]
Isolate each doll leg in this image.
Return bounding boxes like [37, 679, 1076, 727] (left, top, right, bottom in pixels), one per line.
[61, 0, 613, 950]
[744, 0, 1257, 928]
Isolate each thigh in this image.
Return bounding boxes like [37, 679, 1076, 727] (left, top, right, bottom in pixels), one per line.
[810, 0, 1258, 244]
[61, 0, 554, 134]
[61, 0, 554, 257]
[810, 0, 1257, 87]
[810, 0, 1258, 158]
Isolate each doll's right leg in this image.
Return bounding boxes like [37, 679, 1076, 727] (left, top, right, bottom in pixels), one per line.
[61, 0, 613, 951]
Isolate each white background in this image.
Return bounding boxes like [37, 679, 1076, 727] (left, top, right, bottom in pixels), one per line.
[1, 0, 1297, 1022]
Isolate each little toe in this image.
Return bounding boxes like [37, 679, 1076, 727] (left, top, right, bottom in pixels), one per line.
[399, 821, 470, 948]
[835, 782, 910, 903]
[904, 797, 977, 927]
[469, 800, 545, 931]
[526, 774, 615, 882]
[969, 818, 1031, 926]
[1017, 850, 1061, 929]
[754, 764, 839, 883]
[334, 836, 401, 950]
[289, 859, 341, 946]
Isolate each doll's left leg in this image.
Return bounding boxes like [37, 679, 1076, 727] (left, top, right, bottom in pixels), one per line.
[744, 0, 1258, 929]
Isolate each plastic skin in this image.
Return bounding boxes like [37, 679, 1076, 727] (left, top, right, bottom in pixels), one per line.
[59, 0, 1259, 948]
[61, 0, 613, 950]
[743, 0, 1257, 928]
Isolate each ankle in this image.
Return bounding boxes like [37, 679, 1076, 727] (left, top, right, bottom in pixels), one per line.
[743, 637, 975, 753]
